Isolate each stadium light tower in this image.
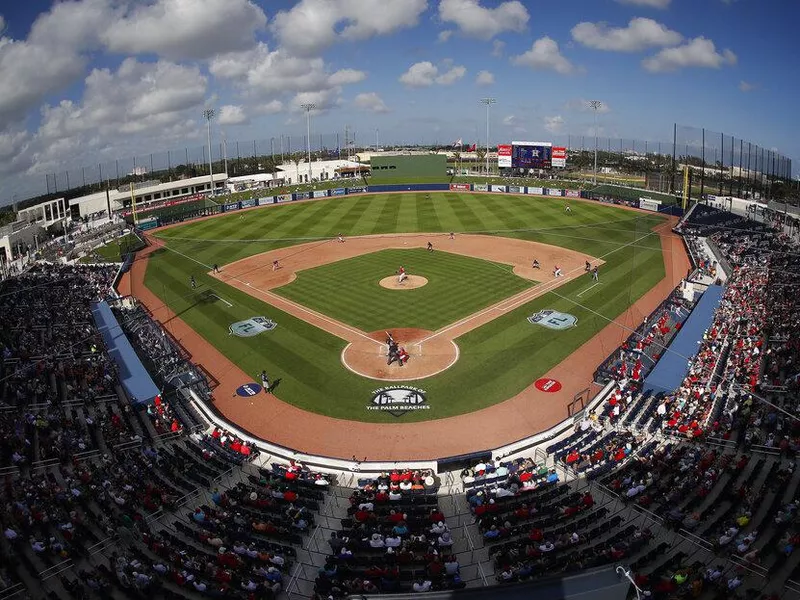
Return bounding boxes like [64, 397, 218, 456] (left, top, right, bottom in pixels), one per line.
[589, 100, 602, 185]
[203, 108, 215, 195]
[300, 103, 316, 183]
[480, 97, 496, 175]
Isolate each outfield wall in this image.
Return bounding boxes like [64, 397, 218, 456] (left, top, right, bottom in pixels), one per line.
[148, 182, 683, 229]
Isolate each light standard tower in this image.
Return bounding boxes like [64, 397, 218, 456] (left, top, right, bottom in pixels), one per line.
[203, 108, 216, 195]
[479, 98, 496, 175]
[300, 103, 316, 183]
[589, 100, 602, 185]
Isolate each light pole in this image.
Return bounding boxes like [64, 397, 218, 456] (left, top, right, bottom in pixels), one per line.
[300, 103, 315, 183]
[203, 108, 215, 195]
[375, 128, 379, 152]
[480, 98, 495, 175]
[222, 133, 228, 176]
[589, 100, 602, 185]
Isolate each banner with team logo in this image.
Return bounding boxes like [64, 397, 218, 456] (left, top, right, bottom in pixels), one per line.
[367, 386, 429, 417]
[229, 317, 277, 337]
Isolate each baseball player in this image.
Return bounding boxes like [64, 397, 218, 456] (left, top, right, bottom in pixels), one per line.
[592, 266, 599, 281]
[532, 259, 540, 269]
[427, 241, 433, 252]
[397, 266, 407, 284]
[565, 204, 572, 213]
[553, 265, 562, 278]
[261, 370, 270, 393]
[337, 233, 345, 243]
[190, 275, 196, 289]
[449, 232, 455, 240]
[273, 260, 280, 271]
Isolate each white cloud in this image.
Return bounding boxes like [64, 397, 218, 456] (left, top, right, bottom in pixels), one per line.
[257, 99, 284, 114]
[502, 115, 518, 126]
[209, 43, 362, 99]
[491, 40, 506, 57]
[218, 105, 248, 126]
[739, 80, 755, 92]
[544, 115, 564, 133]
[103, 0, 267, 60]
[511, 37, 577, 75]
[354, 92, 390, 113]
[642, 37, 737, 72]
[564, 98, 611, 113]
[616, 0, 671, 7]
[398, 61, 467, 87]
[271, 0, 427, 57]
[27, 58, 206, 174]
[571, 18, 682, 52]
[327, 68, 367, 86]
[288, 89, 342, 114]
[438, 0, 528, 40]
[475, 70, 495, 86]
[438, 30, 453, 43]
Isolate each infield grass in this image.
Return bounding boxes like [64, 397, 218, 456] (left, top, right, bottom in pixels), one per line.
[275, 248, 533, 332]
[145, 193, 668, 422]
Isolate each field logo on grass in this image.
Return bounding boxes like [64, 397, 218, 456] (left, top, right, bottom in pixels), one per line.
[368, 386, 429, 417]
[229, 316, 277, 337]
[527, 309, 577, 330]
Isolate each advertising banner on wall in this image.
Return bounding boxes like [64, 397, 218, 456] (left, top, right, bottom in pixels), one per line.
[527, 186, 544, 195]
[276, 194, 292, 203]
[137, 218, 159, 231]
[224, 202, 240, 211]
[552, 147, 567, 168]
[332, 188, 346, 196]
[295, 192, 311, 200]
[545, 189, 563, 197]
[473, 183, 489, 192]
[565, 190, 580, 198]
[313, 190, 328, 198]
[257, 198, 270, 206]
[240, 199, 256, 208]
[491, 185, 507, 193]
[508, 186, 522, 194]
[450, 183, 471, 191]
[348, 186, 367, 194]
[511, 142, 552, 169]
[497, 144, 512, 168]
[639, 197, 662, 212]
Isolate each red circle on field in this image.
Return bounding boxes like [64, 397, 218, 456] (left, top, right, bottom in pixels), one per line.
[535, 378, 562, 393]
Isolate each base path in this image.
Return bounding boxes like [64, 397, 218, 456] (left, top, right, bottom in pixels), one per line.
[124, 216, 689, 461]
[210, 233, 596, 380]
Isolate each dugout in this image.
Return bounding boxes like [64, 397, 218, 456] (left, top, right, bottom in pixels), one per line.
[370, 155, 447, 181]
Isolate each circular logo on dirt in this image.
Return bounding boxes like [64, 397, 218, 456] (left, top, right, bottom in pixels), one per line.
[236, 383, 262, 397]
[535, 378, 562, 393]
[368, 386, 429, 417]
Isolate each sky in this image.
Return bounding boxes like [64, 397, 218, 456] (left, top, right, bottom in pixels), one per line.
[0, 0, 796, 204]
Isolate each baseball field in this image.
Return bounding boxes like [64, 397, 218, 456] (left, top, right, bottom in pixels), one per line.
[140, 192, 669, 425]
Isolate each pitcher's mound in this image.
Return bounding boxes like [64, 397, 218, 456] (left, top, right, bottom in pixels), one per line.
[379, 275, 428, 290]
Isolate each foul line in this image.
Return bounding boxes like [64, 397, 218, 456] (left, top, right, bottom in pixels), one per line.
[576, 282, 601, 298]
[158, 243, 383, 348]
[416, 226, 663, 345]
[210, 293, 233, 307]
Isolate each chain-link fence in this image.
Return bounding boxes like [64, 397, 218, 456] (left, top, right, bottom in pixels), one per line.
[9, 124, 795, 211]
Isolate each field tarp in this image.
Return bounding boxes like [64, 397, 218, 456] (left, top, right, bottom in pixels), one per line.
[91, 301, 160, 405]
[643, 284, 725, 395]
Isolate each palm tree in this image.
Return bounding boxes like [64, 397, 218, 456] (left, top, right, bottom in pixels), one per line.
[476, 148, 486, 173]
[452, 151, 461, 176]
[292, 153, 302, 184]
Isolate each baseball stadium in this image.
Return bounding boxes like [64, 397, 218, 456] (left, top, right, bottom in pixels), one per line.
[2, 3, 800, 599]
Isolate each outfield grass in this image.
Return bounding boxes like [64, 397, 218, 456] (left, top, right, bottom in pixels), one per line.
[274, 248, 533, 332]
[146, 193, 666, 422]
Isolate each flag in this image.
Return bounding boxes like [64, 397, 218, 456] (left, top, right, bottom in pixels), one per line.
[452, 138, 462, 147]
[467, 143, 476, 152]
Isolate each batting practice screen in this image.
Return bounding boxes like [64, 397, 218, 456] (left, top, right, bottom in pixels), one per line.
[512, 142, 552, 169]
[370, 155, 447, 181]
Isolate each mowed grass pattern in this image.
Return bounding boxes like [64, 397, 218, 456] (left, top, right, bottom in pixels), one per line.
[274, 248, 533, 332]
[145, 193, 668, 422]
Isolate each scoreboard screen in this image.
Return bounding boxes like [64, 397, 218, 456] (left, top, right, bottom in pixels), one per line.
[511, 142, 552, 169]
